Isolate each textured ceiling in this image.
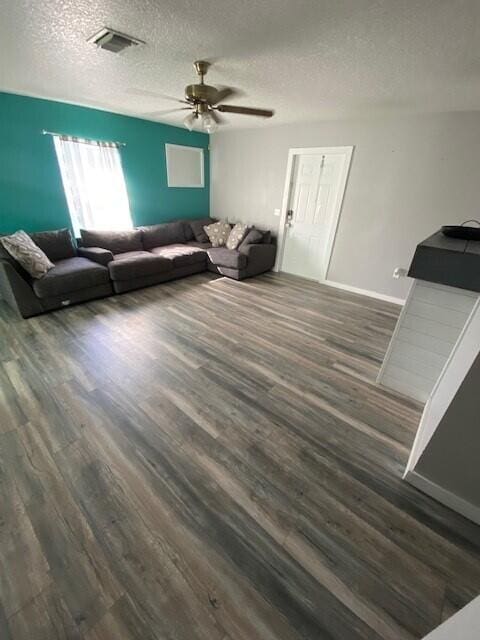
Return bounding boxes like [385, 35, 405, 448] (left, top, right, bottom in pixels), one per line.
[1, 0, 480, 129]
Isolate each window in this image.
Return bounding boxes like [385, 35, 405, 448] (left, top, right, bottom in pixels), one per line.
[165, 144, 204, 188]
[53, 135, 133, 236]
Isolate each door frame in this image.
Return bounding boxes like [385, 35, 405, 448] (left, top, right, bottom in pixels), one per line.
[275, 146, 354, 280]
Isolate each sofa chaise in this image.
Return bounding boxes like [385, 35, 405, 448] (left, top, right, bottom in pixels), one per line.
[0, 218, 276, 318]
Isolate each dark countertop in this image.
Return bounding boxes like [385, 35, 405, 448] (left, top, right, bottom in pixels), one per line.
[408, 231, 480, 293]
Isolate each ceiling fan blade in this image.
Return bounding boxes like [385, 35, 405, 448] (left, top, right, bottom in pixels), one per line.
[211, 86, 240, 105]
[146, 107, 191, 117]
[217, 105, 274, 118]
[210, 109, 226, 125]
[127, 88, 188, 104]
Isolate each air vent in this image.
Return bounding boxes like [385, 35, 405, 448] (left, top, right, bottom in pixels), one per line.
[87, 27, 144, 53]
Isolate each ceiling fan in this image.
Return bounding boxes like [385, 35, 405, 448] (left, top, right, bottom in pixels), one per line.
[151, 61, 274, 132]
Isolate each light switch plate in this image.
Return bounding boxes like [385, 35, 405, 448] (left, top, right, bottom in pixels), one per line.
[274, 208, 281, 216]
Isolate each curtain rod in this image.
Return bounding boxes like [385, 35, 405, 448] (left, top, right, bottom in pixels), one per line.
[41, 130, 126, 147]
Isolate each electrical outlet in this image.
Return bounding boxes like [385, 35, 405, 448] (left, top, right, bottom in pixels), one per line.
[393, 267, 407, 279]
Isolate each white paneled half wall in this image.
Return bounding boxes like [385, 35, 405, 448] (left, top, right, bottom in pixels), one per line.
[377, 280, 479, 402]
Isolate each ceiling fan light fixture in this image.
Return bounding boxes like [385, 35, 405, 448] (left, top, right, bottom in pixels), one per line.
[147, 61, 273, 131]
[201, 112, 217, 133]
[183, 112, 196, 131]
[205, 121, 218, 134]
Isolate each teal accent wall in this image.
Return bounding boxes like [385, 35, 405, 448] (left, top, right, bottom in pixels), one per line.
[0, 91, 209, 234]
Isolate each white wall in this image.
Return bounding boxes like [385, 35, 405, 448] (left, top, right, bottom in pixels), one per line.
[210, 111, 480, 299]
[410, 346, 480, 517]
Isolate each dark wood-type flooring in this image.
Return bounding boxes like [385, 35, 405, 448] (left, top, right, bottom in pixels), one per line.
[0, 272, 479, 640]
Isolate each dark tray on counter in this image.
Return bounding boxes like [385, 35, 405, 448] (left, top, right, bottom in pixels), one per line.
[442, 222, 480, 241]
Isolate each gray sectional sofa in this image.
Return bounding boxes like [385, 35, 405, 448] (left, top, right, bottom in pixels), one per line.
[0, 218, 276, 318]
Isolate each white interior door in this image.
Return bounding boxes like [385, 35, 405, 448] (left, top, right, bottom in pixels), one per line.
[280, 148, 352, 280]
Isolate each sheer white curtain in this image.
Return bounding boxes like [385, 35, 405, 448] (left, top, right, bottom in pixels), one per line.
[53, 136, 133, 236]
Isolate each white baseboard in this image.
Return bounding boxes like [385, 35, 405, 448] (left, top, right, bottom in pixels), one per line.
[405, 470, 480, 526]
[321, 279, 405, 306]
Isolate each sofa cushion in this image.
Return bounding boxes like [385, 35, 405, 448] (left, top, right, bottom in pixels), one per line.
[204, 221, 231, 248]
[183, 221, 194, 242]
[30, 228, 76, 261]
[80, 228, 143, 254]
[186, 241, 212, 250]
[139, 221, 186, 250]
[190, 217, 215, 243]
[150, 244, 207, 268]
[239, 228, 263, 248]
[108, 251, 172, 281]
[207, 247, 247, 270]
[1, 230, 54, 279]
[112, 250, 151, 261]
[261, 230, 272, 244]
[32, 257, 109, 298]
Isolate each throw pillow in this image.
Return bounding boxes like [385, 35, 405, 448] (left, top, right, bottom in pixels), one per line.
[262, 230, 272, 244]
[0, 230, 54, 278]
[190, 218, 215, 243]
[204, 221, 231, 248]
[226, 223, 249, 250]
[239, 228, 263, 249]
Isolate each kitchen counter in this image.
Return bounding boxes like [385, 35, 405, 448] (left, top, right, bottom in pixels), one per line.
[408, 230, 480, 293]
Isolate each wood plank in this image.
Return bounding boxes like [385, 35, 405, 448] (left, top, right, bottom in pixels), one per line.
[0, 440, 50, 618]
[1, 423, 123, 634]
[7, 584, 82, 640]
